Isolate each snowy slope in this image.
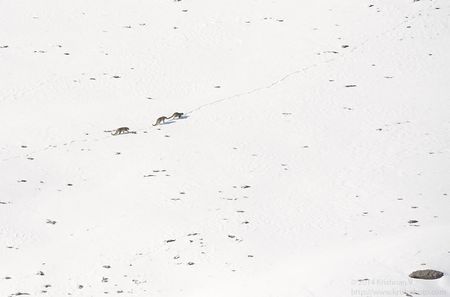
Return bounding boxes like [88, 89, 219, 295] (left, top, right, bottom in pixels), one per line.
[1, 0, 450, 296]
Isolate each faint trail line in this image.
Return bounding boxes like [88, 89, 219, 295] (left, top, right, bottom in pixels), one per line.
[186, 2, 434, 115]
[0, 135, 112, 162]
[186, 64, 318, 114]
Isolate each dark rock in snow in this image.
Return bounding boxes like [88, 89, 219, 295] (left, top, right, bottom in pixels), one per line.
[409, 269, 444, 280]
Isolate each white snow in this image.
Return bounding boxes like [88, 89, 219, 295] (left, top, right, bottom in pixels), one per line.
[1, 0, 450, 296]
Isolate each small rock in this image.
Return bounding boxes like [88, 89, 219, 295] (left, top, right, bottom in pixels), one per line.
[409, 269, 444, 280]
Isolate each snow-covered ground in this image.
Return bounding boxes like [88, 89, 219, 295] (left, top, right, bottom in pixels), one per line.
[1, 0, 450, 296]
